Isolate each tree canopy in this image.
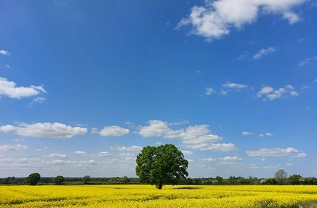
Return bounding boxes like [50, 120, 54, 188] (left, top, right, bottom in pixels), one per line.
[136, 144, 188, 189]
[274, 169, 288, 184]
[25, 173, 41, 185]
[53, 175, 65, 185]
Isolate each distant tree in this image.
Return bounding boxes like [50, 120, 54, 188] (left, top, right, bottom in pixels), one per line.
[304, 177, 317, 185]
[122, 176, 130, 184]
[262, 178, 277, 185]
[288, 174, 303, 185]
[26, 173, 41, 185]
[136, 144, 188, 189]
[274, 169, 288, 184]
[216, 176, 224, 184]
[53, 175, 65, 185]
[83, 175, 90, 184]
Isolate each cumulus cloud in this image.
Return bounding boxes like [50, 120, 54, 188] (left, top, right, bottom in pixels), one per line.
[0, 50, 9, 56]
[0, 122, 87, 138]
[257, 85, 299, 101]
[99, 126, 130, 136]
[0, 77, 46, 99]
[0, 144, 29, 151]
[138, 120, 171, 138]
[176, 0, 305, 41]
[110, 145, 142, 152]
[177, 0, 306, 40]
[138, 120, 234, 152]
[253, 47, 276, 60]
[246, 147, 306, 157]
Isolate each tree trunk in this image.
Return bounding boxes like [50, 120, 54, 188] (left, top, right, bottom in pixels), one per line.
[156, 179, 163, 189]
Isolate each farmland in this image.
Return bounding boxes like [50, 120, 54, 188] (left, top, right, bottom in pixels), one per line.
[1, 185, 317, 207]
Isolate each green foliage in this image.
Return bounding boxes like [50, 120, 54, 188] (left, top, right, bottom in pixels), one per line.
[288, 174, 303, 185]
[136, 144, 188, 189]
[83, 175, 90, 184]
[25, 173, 41, 185]
[53, 175, 65, 185]
[274, 169, 288, 184]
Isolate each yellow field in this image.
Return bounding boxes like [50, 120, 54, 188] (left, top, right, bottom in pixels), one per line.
[1, 185, 317, 207]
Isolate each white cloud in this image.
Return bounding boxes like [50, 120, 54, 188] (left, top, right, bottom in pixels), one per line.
[98, 152, 109, 157]
[296, 152, 307, 158]
[32, 96, 46, 104]
[181, 150, 193, 156]
[0, 144, 29, 151]
[257, 84, 299, 101]
[0, 77, 46, 99]
[138, 120, 171, 137]
[222, 82, 248, 89]
[0, 50, 9, 56]
[205, 82, 247, 96]
[99, 126, 129, 136]
[168, 120, 190, 126]
[187, 143, 237, 152]
[299, 56, 317, 67]
[74, 151, 87, 155]
[220, 156, 242, 161]
[246, 147, 305, 157]
[49, 153, 67, 159]
[265, 132, 273, 136]
[205, 87, 217, 95]
[177, 0, 305, 40]
[182, 134, 222, 144]
[110, 145, 142, 152]
[242, 131, 253, 136]
[203, 158, 217, 162]
[0, 122, 87, 138]
[0, 157, 28, 164]
[138, 120, 233, 151]
[253, 47, 275, 60]
[283, 11, 301, 24]
[52, 159, 72, 165]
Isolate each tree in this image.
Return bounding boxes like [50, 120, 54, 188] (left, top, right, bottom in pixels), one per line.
[288, 174, 303, 185]
[25, 173, 41, 185]
[83, 175, 90, 184]
[274, 169, 288, 184]
[215, 176, 224, 184]
[53, 175, 64, 185]
[136, 144, 188, 189]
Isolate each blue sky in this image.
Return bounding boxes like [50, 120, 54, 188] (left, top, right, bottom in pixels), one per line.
[0, 0, 317, 178]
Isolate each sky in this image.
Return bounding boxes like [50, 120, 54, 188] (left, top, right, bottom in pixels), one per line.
[0, 0, 317, 178]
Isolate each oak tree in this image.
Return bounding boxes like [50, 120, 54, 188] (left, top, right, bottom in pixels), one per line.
[136, 144, 188, 189]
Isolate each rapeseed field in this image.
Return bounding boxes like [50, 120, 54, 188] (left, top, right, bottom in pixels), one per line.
[1, 185, 317, 207]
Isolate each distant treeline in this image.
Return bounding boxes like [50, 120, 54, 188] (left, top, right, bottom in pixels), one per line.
[1, 175, 317, 185]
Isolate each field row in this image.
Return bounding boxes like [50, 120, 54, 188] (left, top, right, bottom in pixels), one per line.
[1, 185, 317, 207]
